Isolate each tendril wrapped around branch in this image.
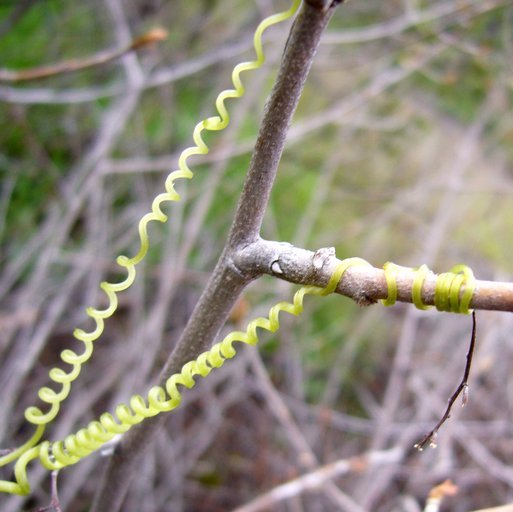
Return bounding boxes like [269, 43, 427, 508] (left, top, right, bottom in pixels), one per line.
[382, 262, 475, 314]
[38, 258, 371, 470]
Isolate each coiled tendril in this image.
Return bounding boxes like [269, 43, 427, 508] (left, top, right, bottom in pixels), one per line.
[1, 256, 368, 494]
[382, 262, 475, 314]
[0, 0, 301, 496]
[0, 0, 478, 494]
[1, 256, 478, 495]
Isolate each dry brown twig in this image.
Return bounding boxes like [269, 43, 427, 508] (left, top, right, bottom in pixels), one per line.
[470, 506, 513, 512]
[414, 312, 477, 451]
[233, 447, 403, 512]
[0, 27, 167, 83]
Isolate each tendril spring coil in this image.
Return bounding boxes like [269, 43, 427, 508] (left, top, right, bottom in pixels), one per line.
[0, 0, 301, 496]
[1, 256, 367, 495]
[0, 0, 479, 495]
[382, 262, 475, 314]
[1, 254, 477, 495]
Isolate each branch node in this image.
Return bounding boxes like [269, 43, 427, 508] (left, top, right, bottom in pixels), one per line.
[312, 247, 336, 269]
[271, 260, 284, 274]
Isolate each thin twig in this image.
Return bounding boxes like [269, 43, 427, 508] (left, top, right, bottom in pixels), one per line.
[233, 447, 403, 512]
[0, 28, 167, 82]
[234, 241, 513, 312]
[470, 505, 513, 512]
[33, 471, 61, 512]
[414, 311, 477, 451]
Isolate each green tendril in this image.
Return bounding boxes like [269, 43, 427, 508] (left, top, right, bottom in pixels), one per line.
[1, 253, 478, 494]
[434, 264, 475, 314]
[0, 0, 478, 495]
[0, 0, 301, 496]
[382, 262, 399, 306]
[382, 262, 475, 314]
[412, 264, 431, 311]
[7, 257, 364, 493]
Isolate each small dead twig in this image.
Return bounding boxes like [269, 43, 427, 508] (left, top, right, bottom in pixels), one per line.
[34, 471, 61, 512]
[415, 311, 477, 451]
[0, 28, 167, 83]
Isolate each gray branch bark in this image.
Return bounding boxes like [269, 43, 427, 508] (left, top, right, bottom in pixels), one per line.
[234, 240, 513, 312]
[91, 2, 340, 510]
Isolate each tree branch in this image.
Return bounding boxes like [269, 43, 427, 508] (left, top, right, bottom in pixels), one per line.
[226, 2, 337, 249]
[233, 447, 403, 512]
[91, 3, 339, 511]
[234, 240, 513, 312]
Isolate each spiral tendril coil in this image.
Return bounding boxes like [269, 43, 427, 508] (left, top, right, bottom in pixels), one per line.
[1, 254, 477, 495]
[0, 0, 301, 496]
[382, 262, 475, 314]
[6, 257, 368, 495]
[0, 0, 478, 495]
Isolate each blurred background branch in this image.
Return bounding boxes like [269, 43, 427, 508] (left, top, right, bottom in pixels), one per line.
[0, 27, 167, 82]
